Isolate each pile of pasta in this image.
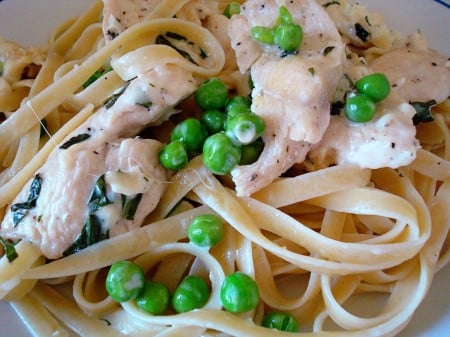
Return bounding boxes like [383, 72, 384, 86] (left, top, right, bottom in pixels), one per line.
[0, 1, 449, 336]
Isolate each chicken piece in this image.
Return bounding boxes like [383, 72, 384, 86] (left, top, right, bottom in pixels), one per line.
[102, 0, 160, 40]
[228, 0, 345, 196]
[370, 48, 450, 104]
[1, 138, 166, 259]
[0, 64, 197, 259]
[307, 91, 420, 170]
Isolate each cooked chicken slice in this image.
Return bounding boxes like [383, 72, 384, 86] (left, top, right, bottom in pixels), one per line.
[370, 48, 450, 104]
[307, 91, 420, 170]
[228, 0, 345, 196]
[102, 0, 160, 40]
[0, 64, 197, 259]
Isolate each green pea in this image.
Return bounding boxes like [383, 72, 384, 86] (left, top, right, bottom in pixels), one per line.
[274, 22, 303, 53]
[172, 275, 210, 313]
[159, 141, 188, 170]
[240, 138, 264, 165]
[201, 109, 226, 134]
[220, 272, 259, 313]
[274, 5, 293, 29]
[135, 280, 170, 315]
[223, 2, 240, 18]
[355, 73, 390, 102]
[251, 26, 275, 45]
[225, 112, 265, 145]
[345, 93, 376, 123]
[225, 95, 252, 115]
[105, 261, 145, 302]
[171, 118, 207, 154]
[188, 214, 224, 248]
[262, 311, 299, 332]
[195, 78, 228, 110]
[202, 132, 241, 175]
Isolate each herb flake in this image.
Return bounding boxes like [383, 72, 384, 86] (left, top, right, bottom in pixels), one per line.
[411, 100, 437, 125]
[88, 175, 112, 213]
[121, 193, 143, 220]
[156, 34, 198, 66]
[0, 237, 19, 263]
[103, 81, 131, 109]
[10, 174, 42, 226]
[59, 133, 90, 150]
[355, 23, 370, 42]
[323, 1, 340, 8]
[323, 46, 335, 56]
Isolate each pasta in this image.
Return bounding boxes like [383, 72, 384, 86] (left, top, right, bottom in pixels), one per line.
[0, 0, 449, 336]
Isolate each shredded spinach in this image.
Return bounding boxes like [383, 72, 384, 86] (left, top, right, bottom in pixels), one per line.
[10, 174, 42, 226]
[83, 65, 113, 88]
[411, 100, 437, 125]
[121, 193, 143, 220]
[165, 32, 188, 41]
[355, 23, 370, 42]
[330, 101, 345, 116]
[323, 1, 340, 8]
[308, 67, 315, 76]
[103, 81, 131, 109]
[62, 214, 109, 256]
[59, 133, 90, 150]
[156, 34, 199, 66]
[323, 46, 335, 56]
[0, 237, 19, 263]
[137, 101, 153, 109]
[88, 175, 112, 213]
[0, 61, 3, 76]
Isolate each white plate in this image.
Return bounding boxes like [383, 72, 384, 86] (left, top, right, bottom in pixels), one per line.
[0, 1, 449, 336]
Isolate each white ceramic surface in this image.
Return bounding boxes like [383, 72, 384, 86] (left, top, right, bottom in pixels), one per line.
[0, 1, 449, 336]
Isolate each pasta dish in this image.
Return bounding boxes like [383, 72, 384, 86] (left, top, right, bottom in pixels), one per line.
[0, 0, 449, 336]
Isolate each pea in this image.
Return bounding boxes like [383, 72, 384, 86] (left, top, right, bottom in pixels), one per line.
[188, 214, 224, 248]
[274, 5, 293, 29]
[345, 93, 376, 123]
[172, 275, 210, 313]
[171, 118, 208, 154]
[251, 26, 275, 45]
[223, 2, 240, 18]
[201, 109, 226, 134]
[202, 132, 241, 175]
[105, 261, 145, 302]
[159, 141, 188, 170]
[240, 138, 264, 165]
[225, 95, 252, 116]
[220, 272, 259, 313]
[355, 73, 390, 102]
[135, 280, 170, 315]
[225, 112, 265, 145]
[195, 78, 228, 110]
[274, 22, 303, 53]
[262, 311, 299, 332]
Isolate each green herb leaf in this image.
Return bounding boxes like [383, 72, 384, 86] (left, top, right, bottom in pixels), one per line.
[323, 46, 335, 56]
[355, 23, 370, 42]
[156, 34, 199, 66]
[10, 174, 42, 226]
[59, 133, 90, 150]
[62, 214, 109, 256]
[83, 66, 113, 88]
[121, 193, 143, 220]
[0, 237, 19, 263]
[308, 67, 315, 76]
[103, 81, 131, 109]
[88, 175, 112, 213]
[137, 101, 153, 109]
[323, 1, 340, 8]
[411, 100, 437, 125]
[0, 61, 4, 76]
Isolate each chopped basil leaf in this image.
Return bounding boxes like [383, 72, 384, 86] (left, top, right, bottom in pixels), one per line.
[83, 66, 113, 88]
[59, 133, 90, 150]
[365, 15, 372, 27]
[62, 214, 109, 256]
[199, 47, 208, 59]
[165, 32, 188, 41]
[323, 1, 340, 7]
[100, 318, 112, 326]
[308, 67, 315, 76]
[355, 23, 370, 42]
[103, 81, 131, 109]
[10, 174, 42, 226]
[0, 237, 19, 263]
[88, 175, 112, 213]
[121, 193, 143, 220]
[411, 100, 437, 125]
[323, 46, 335, 56]
[137, 101, 153, 109]
[156, 34, 199, 66]
[0, 61, 3, 76]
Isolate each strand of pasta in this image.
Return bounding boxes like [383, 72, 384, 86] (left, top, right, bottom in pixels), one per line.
[24, 205, 211, 279]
